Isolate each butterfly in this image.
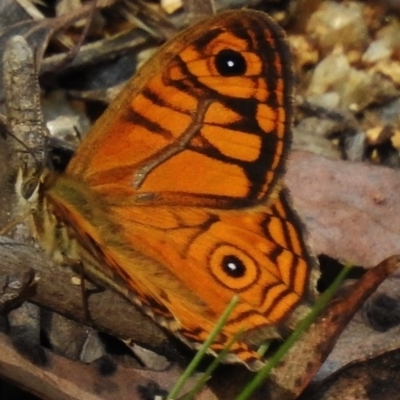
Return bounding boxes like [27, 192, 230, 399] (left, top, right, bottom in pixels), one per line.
[14, 9, 319, 371]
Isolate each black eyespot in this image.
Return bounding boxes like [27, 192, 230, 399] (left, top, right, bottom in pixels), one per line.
[222, 255, 246, 278]
[209, 244, 258, 291]
[214, 49, 247, 77]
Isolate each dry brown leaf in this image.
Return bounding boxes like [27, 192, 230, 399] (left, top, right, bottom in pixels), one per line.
[287, 151, 400, 267]
[302, 348, 400, 400]
[319, 270, 400, 380]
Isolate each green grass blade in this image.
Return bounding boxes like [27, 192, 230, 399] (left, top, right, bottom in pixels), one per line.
[256, 340, 271, 358]
[167, 295, 239, 400]
[181, 328, 245, 400]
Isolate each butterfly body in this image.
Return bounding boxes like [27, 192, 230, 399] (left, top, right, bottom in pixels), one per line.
[22, 10, 319, 370]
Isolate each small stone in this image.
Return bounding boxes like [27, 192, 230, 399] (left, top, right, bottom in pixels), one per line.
[307, 47, 373, 111]
[307, 92, 341, 110]
[161, 0, 182, 14]
[363, 39, 393, 64]
[391, 129, 400, 149]
[366, 126, 385, 144]
[307, 1, 369, 55]
[307, 47, 350, 97]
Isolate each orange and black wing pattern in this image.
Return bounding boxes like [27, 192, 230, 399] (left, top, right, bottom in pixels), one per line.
[65, 10, 293, 209]
[44, 10, 318, 370]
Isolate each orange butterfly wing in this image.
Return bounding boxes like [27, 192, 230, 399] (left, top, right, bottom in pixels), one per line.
[44, 10, 318, 370]
[66, 10, 292, 208]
